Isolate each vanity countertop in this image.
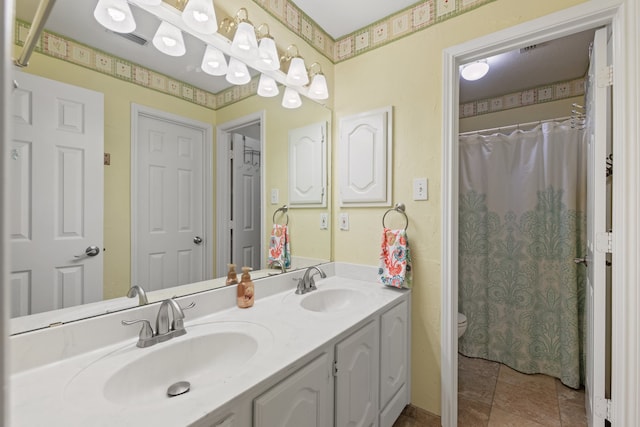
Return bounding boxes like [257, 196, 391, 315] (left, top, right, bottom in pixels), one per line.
[10, 262, 410, 426]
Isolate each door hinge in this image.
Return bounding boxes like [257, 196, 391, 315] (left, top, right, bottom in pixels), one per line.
[597, 65, 613, 87]
[596, 231, 613, 253]
[332, 360, 338, 377]
[595, 397, 612, 421]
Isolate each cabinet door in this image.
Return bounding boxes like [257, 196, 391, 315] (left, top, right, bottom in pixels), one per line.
[380, 301, 408, 409]
[288, 121, 327, 207]
[335, 320, 379, 427]
[254, 352, 331, 427]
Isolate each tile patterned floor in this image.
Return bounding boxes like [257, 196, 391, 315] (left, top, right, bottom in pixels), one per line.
[393, 355, 587, 426]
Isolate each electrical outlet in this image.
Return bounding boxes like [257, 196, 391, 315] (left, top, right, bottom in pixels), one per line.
[270, 188, 279, 204]
[339, 213, 349, 230]
[413, 178, 428, 201]
[320, 213, 329, 230]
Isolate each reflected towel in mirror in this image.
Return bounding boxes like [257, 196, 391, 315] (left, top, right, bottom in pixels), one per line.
[378, 228, 412, 289]
[268, 224, 291, 269]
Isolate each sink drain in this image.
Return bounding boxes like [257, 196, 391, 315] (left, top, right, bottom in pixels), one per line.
[167, 381, 191, 397]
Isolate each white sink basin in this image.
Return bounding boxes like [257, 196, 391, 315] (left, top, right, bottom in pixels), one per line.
[64, 321, 273, 407]
[300, 288, 368, 313]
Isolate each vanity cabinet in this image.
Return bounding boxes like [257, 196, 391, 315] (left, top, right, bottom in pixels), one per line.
[335, 320, 379, 427]
[254, 352, 332, 427]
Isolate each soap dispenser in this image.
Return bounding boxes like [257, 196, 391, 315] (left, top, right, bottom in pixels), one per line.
[237, 267, 255, 308]
[226, 263, 238, 286]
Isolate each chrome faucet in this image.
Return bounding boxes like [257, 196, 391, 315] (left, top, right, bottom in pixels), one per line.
[126, 285, 148, 305]
[269, 259, 287, 274]
[122, 298, 195, 348]
[295, 266, 326, 295]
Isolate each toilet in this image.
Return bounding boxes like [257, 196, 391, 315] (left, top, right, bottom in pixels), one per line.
[458, 312, 468, 338]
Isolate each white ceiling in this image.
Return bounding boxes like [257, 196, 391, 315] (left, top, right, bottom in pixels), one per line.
[15, 1, 594, 103]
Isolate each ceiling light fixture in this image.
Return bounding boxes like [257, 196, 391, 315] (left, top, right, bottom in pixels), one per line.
[282, 45, 309, 87]
[182, 0, 218, 34]
[226, 57, 251, 85]
[257, 74, 279, 97]
[201, 45, 228, 76]
[93, 0, 136, 33]
[460, 60, 489, 81]
[152, 21, 186, 56]
[282, 87, 302, 109]
[307, 62, 329, 100]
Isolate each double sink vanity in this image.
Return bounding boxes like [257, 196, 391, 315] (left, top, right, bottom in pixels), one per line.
[10, 262, 411, 426]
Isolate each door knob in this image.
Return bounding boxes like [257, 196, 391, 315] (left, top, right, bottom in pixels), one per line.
[75, 245, 100, 258]
[193, 236, 203, 245]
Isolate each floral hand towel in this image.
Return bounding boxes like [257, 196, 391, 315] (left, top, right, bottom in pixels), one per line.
[378, 228, 412, 288]
[268, 224, 291, 269]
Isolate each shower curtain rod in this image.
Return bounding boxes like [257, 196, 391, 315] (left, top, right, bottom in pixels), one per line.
[459, 115, 574, 136]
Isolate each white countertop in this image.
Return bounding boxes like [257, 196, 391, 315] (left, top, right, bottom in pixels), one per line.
[10, 262, 409, 426]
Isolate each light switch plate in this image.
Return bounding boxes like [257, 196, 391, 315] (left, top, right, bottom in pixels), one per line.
[339, 213, 349, 230]
[270, 188, 279, 204]
[320, 213, 329, 230]
[413, 178, 428, 200]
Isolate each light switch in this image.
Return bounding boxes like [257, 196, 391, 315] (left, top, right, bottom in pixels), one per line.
[320, 213, 329, 230]
[339, 213, 349, 230]
[413, 178, 428, 201]
[270, 188, 279, 204]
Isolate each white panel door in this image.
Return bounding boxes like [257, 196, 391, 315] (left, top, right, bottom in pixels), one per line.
[339, 107, 391, 206]
[10, 71, 104, 317]
[135, 114, 205, 291]
[288, 122, 326, 206]
[231, 133, 261, 270]
[335, 321, 379, 427]
[254, 352, 331, 427]
[584, 27, 609, 427]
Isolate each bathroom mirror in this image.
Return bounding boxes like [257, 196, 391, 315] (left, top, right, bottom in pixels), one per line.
[10, 0, 332, 334]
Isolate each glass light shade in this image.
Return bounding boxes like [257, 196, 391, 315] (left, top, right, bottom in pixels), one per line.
[226, 58, 251, 85]
[460, 60, 489, 81]
[257, 74, 279, 97]
[286, 57, 309, 86]
[201, 45, 228, 76]
[231, 22, 259, 59]
[182, 0, 218, 34]
[152, 21, 186, 57]
[282, 87, 302, 109]
[258, 37, 280, 71]
[134, 0, 162, 5]
[94, 0, 136, 33]
[308, 73, 329, 100]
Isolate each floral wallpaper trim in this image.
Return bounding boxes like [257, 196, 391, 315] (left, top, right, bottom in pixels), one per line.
[460, 77, 586, 119]
[14, 20, 263, 111]
[252, 0, 497, 63]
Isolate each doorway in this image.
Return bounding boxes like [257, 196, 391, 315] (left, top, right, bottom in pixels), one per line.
[441, 4, 625, 427]
[216, 111, 265, 276]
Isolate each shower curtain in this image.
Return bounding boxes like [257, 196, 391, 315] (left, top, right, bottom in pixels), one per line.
[458, 120, 586, 388]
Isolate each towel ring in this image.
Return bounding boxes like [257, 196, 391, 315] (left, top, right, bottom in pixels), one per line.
[382, 203, 409, 230]
[272, 205, 289, 226]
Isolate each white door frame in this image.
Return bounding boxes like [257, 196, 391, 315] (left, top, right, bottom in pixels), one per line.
[131, 104, 214, 283]
[215, 111, 266, 276]
[441, 1, 639, 426]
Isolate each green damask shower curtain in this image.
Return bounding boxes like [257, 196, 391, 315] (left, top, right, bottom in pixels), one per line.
[458, 120, 586, 388]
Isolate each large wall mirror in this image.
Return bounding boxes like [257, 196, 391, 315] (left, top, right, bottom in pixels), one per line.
[10, 0, 332, 334]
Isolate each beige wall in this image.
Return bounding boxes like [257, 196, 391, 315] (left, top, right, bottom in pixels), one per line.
[332, 0, 587, 414]
[17, 49, 217, 300]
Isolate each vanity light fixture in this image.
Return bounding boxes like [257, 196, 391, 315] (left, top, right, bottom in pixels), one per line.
[152, 21, 186, 56]
[226, 57, 251, 85]
[230, 8, 259, 60]
[134, 0, 162, 5]
[282, 86, 302, 109]
[256, 24, 280, 71]
[182, 0, 218, 34]
[93, 0, 136, 33]
[257, 74, 279, 97]
[460, 60, 489, 81]
[201, 45, 228, 76]
[282, 45, 309, 86]
[307, 62, 329, 100]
